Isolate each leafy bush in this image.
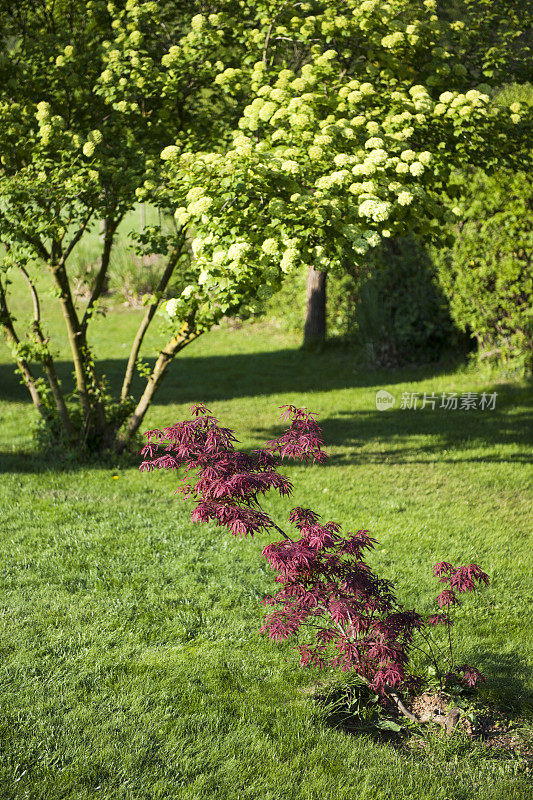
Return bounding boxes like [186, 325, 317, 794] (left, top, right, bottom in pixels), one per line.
[434, 168, 532, 376]
[351, 237, 458, 365]
[140, 404, 489, 726]
[264, 237, 458, 365]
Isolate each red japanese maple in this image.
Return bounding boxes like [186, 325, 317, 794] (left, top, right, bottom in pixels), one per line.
[140, 404, 489, 716]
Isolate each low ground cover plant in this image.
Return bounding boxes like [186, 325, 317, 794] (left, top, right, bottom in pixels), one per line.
[140, 404, 490, 730]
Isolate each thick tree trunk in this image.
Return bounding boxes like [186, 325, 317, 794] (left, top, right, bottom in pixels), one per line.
[303, 265, 327, 346]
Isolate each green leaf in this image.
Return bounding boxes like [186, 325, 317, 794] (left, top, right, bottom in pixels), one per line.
[376, 719, 403, 732]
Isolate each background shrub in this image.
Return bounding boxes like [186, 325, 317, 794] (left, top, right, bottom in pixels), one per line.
[434, 168, 532, 377]
[264, 237, 458, 366]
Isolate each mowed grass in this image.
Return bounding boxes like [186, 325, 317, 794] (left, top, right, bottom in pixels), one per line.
[0, 275, 532, 799]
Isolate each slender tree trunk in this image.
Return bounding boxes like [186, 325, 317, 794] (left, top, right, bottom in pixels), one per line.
[116, 327, 200, 450]
[0, 281, 47, 419]
[19, 266, 74, 438]
[96, 220, 110, 296]
[50, 257, 109, 443]
[120, 237, 185, 405]
[303, 265, 327, 346]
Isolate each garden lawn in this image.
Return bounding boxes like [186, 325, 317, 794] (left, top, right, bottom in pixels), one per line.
[0, 288, 532, 799]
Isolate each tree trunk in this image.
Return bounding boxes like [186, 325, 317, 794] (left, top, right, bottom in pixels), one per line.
[97, 220, 110, 296]
[116, 327, 200, 451]
[303, 266, 327, 346]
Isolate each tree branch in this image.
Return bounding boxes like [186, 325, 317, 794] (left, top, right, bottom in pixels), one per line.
[120, 233, 186, 405]
[19, 265, 74, 437]
[49, 258, 95, 420]
[0, 277, 47, 418]
[60, 208, 95, 266]
[262, 1, 291, 64]
[270, 521, 293, 541]
[81, 215, 121, 332]
[23, 232, 50, 262]
[117, 321, 200, 450]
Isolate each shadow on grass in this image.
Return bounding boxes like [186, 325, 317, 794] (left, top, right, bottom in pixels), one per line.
[253, 384, 533, 465]
[316, 651, 532, 752]
[0, 347, 531, 471]
[0, 347, 460, 405]
[471, 651, 533, 713]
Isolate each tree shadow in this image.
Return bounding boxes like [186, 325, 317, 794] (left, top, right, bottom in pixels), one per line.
[253, 385, 532, 466]
[0, 346, 462, 405]
[468, 650, 533, 713]
[1, 345, 530, 471]
[315, 650, 532, 752]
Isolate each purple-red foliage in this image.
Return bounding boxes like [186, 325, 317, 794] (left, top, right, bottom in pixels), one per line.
[140, 404, 490, 701]
[140, 404, 306, 537]
[453, 664, 486, 688]
[260, 520, 425, 694]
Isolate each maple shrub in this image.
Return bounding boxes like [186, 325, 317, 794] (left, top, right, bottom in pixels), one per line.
[140, 404, 489, 724]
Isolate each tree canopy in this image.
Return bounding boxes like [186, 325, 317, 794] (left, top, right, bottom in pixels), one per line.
[0, 0, 530, 452]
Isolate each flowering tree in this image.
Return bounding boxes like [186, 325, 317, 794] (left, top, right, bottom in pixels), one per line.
[154, 1, 529, 345]
[140, 404, 490, 728]
[0, 0, 529, 453]
[0, 0, 297, 452]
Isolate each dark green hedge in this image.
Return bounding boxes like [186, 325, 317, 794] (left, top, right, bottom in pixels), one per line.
[434, 168, 532, 376]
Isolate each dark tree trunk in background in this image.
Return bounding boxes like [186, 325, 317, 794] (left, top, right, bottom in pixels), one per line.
[303, 265, 327, 346]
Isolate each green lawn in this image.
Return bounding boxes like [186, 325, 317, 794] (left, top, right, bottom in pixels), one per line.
[0, 287, 532, 799]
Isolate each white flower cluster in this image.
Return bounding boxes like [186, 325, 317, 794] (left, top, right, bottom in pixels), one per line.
[358, 199, 391, 222]
[166, 298, 179, 317]
[191, 14, 206, 31]
[308, 146, 324, 160]
[186, 187, 204, 203]
[161, 145, 179, 161]
[315, 134, 333, 146]
[381, 32, 404, 49]
[365, 137, 385, 150]
[365, 231, 381, 248]
[280, 160, 300, 174]
[227, 242, 250, 261]
[289, 113, 310, 127]
[259, 102, 277, 122]
[280, 247, 298, 273]
[261, 238, 279, 255]
[409, 161, 425, 176]
[174, 207, 191, 226]
[366, 121, 380, 134]
[397, 191, 414, 206]
[35, 102, 51, 123]
[233, 135, 253, 157]
[333, 154, 354, 167]
[347, 91, 363, 105]
[366, 148, 388, 165]
[188, 197, 213, 216]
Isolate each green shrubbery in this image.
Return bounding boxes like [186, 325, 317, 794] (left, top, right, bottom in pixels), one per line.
[266, 146, 532, 377]
[265, 237, 458, 366]
[434, 168, 532, 377]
